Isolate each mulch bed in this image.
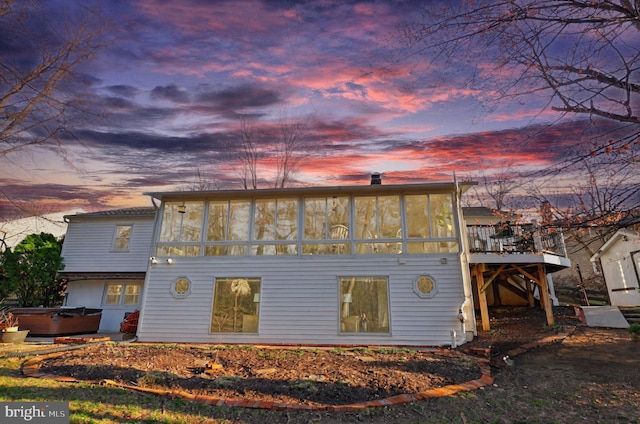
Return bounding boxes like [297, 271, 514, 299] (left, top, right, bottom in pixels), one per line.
[36, 344, 483, 406]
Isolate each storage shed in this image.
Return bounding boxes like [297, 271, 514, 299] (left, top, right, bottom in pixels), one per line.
[590, 229, 640, 307]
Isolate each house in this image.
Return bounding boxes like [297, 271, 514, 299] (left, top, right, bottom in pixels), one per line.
[590, 229, 640, 307]
[59, 180, 571, 346]
[137, 181, 479, 346]
[59, 207, 157, 332]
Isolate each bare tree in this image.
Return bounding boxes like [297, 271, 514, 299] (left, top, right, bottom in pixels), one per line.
[404, 0, 640, 234]
[465, 162, 525, 212]
[273, 114, 308, 189]
[183, 168, 220, 192]
[233, 113, 261, 189]
[402, 1, 640, 153]
[231, 112, 309, 189]
[1, 0, 106, 158]
[529, 141, 639, 255]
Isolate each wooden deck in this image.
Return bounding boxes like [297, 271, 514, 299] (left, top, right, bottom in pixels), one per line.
[466, 223, 571, 331]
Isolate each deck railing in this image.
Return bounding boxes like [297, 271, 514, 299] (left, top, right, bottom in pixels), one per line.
[466, 222, 567, 257]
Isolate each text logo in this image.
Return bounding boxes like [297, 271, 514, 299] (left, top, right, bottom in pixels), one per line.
[1, 402, 69, 423]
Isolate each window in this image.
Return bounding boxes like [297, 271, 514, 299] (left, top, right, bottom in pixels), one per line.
[339, 277, 389, 334]
[211, 277, 261, 333]
[205, 200, 250, 256]
[157, 201, 204, 256]
[405, 193, 458, 253]
[171, 277, 192, 298]
[354, 195, 401, 254]
[113, 225, 132, 251]
[103, 283, 142, 306]
[414, 275, 438, 298]
[251, 198, 297, 255]
[152, 191, 460, 257]
[302, 196, 350, 254]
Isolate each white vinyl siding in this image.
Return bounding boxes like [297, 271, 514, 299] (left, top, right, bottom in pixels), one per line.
[137, 183, 473, 346]
[62, 217, 155, 273]
[65, 279, 144, 332]
[137, 254, 466, 346]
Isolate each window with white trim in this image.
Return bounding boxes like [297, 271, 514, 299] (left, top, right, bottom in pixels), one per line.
[211, 277, 261, 333]
[339, 276, 389, 334]
[103, 283, 142, 306]
[113, 225, 132, 251]
[155, 191, 459, 256]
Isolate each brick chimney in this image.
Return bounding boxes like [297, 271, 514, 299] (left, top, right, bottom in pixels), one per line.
[370, 173, 381, 185]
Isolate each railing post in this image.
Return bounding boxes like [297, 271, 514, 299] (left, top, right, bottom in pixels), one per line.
[557, 231, 567, 257]
[532, 221, 543, 253]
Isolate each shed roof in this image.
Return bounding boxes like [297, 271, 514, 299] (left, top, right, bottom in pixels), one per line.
[590, 229, 640, 262]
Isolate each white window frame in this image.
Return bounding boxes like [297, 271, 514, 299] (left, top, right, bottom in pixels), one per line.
[339, 276, 390, 335]
[211, 277, 261, 333]
[102, 282, 142, 308]
[112, 224, 133, 252]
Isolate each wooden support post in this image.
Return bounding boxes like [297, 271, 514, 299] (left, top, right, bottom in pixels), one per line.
[479, 264, 506, 294]
[512, 264, 539, 307]
[475, 264, 491, 331]
[538, 264, 555, 326]
[527, 279, 535, 307]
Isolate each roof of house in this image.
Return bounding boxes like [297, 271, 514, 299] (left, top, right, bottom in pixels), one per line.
[462, 207, 497, 217]
[590, 229, 640, 262]
[461, 206, 520, 220]
[144, 181, 476, 201]
[64, 207, 157, 220]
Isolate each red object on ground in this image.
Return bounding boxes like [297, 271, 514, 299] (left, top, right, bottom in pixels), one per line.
[119, 310, 139, 334]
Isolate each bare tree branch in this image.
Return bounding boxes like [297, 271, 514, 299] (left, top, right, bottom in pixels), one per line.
[0, 0, 107, 158]
[274, 113, 309, 189]
[231, 111, 309, 190]
[233, 113, 261, 190]
[404, 0, 640, 235]
[404, 1, 640, 127]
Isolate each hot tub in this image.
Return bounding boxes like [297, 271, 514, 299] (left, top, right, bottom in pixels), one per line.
[10, 307, 102, 336]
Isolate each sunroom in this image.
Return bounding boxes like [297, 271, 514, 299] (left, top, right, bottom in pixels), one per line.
[138, 182, 475, 346]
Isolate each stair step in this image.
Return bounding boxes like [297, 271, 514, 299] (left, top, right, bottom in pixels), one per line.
[587, 300, 609, 306]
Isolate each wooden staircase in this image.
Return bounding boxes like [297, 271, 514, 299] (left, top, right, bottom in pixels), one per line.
[619, 307, 640, 324]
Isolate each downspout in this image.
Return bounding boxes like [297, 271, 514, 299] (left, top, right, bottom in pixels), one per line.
[136, 196, 161, 342]
[454, 175, 476, 344]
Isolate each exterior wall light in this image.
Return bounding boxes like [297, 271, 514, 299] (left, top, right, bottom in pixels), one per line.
[167, 258, 174, 264]
[177, 203, 186, 214]
[149, 257, 158, 264]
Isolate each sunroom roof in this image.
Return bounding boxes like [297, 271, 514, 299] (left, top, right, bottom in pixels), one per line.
[144, 181, 476, 202]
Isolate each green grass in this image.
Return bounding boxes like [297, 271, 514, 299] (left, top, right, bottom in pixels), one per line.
[0, 355, 253, 423]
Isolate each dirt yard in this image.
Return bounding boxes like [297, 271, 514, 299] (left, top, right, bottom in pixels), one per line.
[34, 306, 640, 423]
[38, 341, 482, 407]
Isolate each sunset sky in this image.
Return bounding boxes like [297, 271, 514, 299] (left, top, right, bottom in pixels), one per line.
[1, 0, 634, 218]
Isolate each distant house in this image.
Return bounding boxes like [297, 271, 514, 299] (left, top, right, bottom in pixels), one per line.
[590, 229, 640, 307]
[59, 207, 157, 332]
[59, 181, 571, 345]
